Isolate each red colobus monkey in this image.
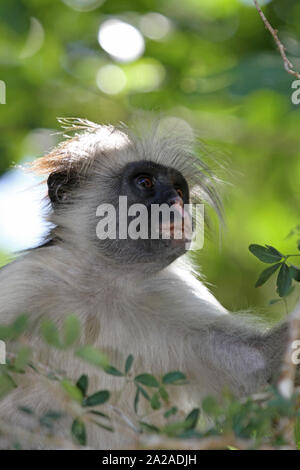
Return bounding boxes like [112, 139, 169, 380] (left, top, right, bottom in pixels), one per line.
[0, 118, 295, 449]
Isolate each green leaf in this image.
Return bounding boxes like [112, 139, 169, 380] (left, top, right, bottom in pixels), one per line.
[89, 410, 110, 420]
[202, 396, 219, 415]
[255, 263, 282, 287]
[75, 346, 108, 369]
[92, 420, 114, 432]
[184, 408, 200, 430]
[39, 411, 63, 428]
[125, 354, 134, 374]
[61, 379, 83, 403]
[104, 365, 124, 376]
[150, 392, 161, 410]
[159, 386, 169, 403]
[14, 346, 31, 372]
[76, 374, 88, 396]
[63, 315, 80, 348]
[0, 325, 13, 341]
[83, 390, 110, 407]
[41, 320, 61, 348]
[265, 245, 284, 257]
[290, 265, 300, 282]
[18, 406, 34, 415]
[12, 315, 28, 338]
[249, 244, 283, 263]
[162, 371, 187, 385]
[163, 420, 188, 436]
[137, 385, 150, 401]
[134, 387, 140, 414]
[0, 314, 28, 341]
[0, 373, 17, 399]
[164, 406, 178, 418]
[139, 421, 160, 433]
[135, 383, 151, 408]
[71, 418, 86, 446]
[276, 263, 292, 297]
[135, 373, 160, 388]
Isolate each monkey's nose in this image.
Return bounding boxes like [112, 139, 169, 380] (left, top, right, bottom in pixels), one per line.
[167, 195, 184, 222]
[168, 194, 183, 207]
[168, 194, 184, 210]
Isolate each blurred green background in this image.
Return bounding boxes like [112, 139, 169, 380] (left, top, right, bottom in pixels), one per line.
[0, 0, 300, 320]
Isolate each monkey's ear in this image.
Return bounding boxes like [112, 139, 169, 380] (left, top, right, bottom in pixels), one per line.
[47, 170, 80, 206]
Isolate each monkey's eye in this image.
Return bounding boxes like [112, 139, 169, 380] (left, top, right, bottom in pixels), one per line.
[135, 175, 154, 189]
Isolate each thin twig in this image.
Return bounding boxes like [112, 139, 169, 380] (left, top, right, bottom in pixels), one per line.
[253, 0, 300, 79]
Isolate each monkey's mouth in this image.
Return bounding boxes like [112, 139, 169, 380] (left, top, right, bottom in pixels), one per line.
[159, 211, 193, 242]
[159, 224, 190, 242]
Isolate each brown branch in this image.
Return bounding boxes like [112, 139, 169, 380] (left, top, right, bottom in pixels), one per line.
[253, 0, 300, 80]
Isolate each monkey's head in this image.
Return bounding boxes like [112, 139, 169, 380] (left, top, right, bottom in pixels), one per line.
[32, 118, 221, 273]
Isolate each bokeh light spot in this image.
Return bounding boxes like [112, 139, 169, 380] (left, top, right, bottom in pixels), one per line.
[126, 61, 165, 92]
[96, 64, 127, 95]
[20, 17, 45, 59]
[98, 19, 145, 63]
[139, 13, 172, 40]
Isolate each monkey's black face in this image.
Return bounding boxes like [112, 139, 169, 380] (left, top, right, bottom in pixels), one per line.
[96, 160, 192, 268]
[120, 160, 189, 210]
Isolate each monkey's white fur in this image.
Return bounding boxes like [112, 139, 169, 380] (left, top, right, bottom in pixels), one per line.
[0, 119, 287, 449]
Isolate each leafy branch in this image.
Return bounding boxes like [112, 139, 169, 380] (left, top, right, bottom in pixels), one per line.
[1, 306, 300, 449]
[249, 244, 300, 308]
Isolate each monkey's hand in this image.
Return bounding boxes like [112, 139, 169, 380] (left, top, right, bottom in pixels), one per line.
[265, 311, 300, 391]
[194, 315, 297, 398]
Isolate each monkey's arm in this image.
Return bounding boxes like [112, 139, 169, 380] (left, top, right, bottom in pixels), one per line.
[191, 316, 289, 397]
[0, 254, 61, 324]
[0, 260, 35, 322]
[157, 263, 290, 397]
